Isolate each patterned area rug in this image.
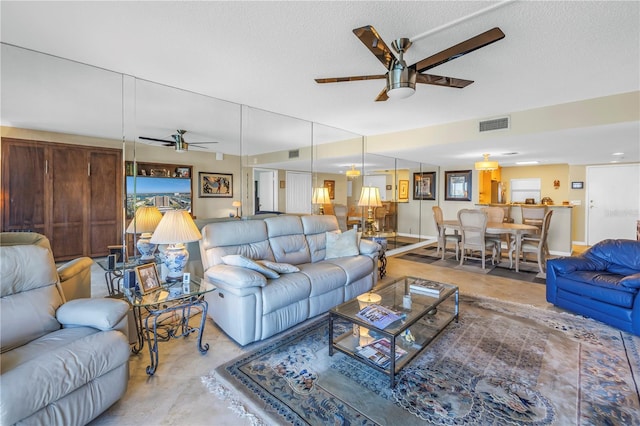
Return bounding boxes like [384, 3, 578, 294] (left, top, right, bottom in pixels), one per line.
[202, 296, 640, 425]
[398, 245, 548, 284]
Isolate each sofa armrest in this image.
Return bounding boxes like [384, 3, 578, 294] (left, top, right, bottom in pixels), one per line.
[546, 255, 607, 275]
[56, 298, 129, 330]
[621, 273, 640, 289]
[57, 257, 93, 300]
[358, 239, 379, 255]
[204, 264, 268, 290]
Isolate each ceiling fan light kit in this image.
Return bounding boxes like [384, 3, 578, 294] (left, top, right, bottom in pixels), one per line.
[475, 153, 499, 171]
[315, 25, 505, 101]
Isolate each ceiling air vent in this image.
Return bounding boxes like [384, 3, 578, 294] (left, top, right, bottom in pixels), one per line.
[288, 149, 300, 159]
[479, 116, 510, 132]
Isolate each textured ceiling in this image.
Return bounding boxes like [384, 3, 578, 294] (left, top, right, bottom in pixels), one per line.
[1, 1, 639, 169]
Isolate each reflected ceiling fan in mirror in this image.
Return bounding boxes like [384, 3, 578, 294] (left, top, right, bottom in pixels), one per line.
[139, 129, 219, 152]
[315, 25, 505, 101]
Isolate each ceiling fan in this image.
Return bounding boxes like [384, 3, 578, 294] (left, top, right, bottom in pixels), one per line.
[138, 129, 219, 152]
[315, 25, 505, 101]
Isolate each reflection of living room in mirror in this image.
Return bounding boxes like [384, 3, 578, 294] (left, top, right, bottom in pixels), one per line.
[358, 187, 382, 236]
[312, 187, 331, 214]
[126, 206, 163, 263]
[232, 200, 242, 217]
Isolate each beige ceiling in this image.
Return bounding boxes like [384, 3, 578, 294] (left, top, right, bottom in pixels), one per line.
[1, 1, 638, 168]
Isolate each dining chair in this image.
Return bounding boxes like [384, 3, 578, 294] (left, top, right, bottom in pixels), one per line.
[457, 209, 496, 269]
[509, 210, 554, 272]
[521, 205, 547, 231]
[374, 205, 388, 232]
[481, 207, 506, 262]
[333, 204, 348, 232]
[432, 206, 460, 260]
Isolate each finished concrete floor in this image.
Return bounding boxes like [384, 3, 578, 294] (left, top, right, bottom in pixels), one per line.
[88, 253, 564, 426]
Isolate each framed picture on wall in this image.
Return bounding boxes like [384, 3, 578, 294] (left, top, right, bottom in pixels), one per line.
[199, 172, 233, 198]
[444, 170, 472, 201]
[413, 172, 436, 200]
[324, 180, 335, 199]
[398, 180, 409, 202]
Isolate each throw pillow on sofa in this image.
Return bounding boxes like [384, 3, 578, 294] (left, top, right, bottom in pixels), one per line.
[221, 255, 280, 279]
[325, 229, 359, 260]
[257, 260, 300, 274]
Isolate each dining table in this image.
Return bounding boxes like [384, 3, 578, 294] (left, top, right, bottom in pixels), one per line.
[441, 220, 540, 272]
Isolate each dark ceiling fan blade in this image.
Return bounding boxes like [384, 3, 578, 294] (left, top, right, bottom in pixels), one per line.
[353, 25, 395, 70]
[374, 86, 389, 102]
[411, 27, 505, 74]
[315, 74, 387, 84]
[415, 73, 474, 88]
[139, 136, 173, 143]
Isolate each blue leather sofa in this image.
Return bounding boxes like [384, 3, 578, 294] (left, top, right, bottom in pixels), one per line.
[546, 239, 640, 336]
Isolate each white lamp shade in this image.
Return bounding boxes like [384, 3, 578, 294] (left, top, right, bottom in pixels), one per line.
[232, 200, 242, 208]
[312, 187, 331, 205]
[149, 210, 202, 244]
[126, 206, 163, 234]
[358, 187, 382, 207]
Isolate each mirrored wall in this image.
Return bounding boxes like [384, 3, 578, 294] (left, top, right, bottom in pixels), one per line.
[1, 43, 442, 268]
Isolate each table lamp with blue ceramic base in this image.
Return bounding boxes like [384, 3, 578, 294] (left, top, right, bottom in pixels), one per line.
[150, 209, 202, 283]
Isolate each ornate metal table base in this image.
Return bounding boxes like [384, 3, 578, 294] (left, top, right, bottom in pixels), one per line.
[131, 297, 209, 375]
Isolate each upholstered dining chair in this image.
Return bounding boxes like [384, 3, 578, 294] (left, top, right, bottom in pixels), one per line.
[521, 205, 547, 232]
[432, 206, 460, 260]
[481, 206, 506, 262]
[458, 209, 496, 269]
[333, 204, 348, 232]
[510, 210, 554, 273]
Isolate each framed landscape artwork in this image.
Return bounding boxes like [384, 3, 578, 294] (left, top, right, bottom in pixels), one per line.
[445, 170, 472, 201]
[199, 172, 233, 198]
[413, 172, 436, 200]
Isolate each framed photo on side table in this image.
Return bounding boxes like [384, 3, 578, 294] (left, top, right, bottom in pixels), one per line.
[199, 172, 233, 198]
[135, 263, 161, 295]
[445, 170, 472, 201]
[413, 172, 436, 200]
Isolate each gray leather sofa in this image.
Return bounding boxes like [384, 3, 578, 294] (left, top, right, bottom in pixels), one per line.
[200, 215, 379, 345]
[0, 233, 131, 425]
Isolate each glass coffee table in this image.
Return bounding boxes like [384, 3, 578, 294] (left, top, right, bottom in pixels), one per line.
[329, 276, 458, 387]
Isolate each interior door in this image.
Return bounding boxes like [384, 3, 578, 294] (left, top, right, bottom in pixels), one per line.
[587, 164, 640, 244]
[256, 169, 277, 212]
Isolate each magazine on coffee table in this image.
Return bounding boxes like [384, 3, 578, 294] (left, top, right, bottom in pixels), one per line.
[409, 278, 445, 296]
[356, 304, 402, 329]
[356, 337, 407, 369]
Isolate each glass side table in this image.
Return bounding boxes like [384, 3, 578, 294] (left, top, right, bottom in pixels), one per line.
[362, 232, 395, 278]
[125, 276, 216, 375]
[96, 256, 159, 296]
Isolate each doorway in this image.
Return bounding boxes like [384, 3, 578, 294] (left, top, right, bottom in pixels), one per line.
[586, 164, 640, 245]
[253, 169, 278, 214]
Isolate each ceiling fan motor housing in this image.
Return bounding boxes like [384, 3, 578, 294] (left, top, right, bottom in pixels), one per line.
[388, 38, 415, 98]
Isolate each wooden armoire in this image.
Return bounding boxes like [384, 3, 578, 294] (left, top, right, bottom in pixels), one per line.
[1, 138, 122, 261]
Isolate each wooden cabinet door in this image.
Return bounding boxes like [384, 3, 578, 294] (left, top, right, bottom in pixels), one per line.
[50, 146, 87, 259]
[88, 150, 122, 257]
[1, 140, 47, 234]
[2, 138, 122, 261]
